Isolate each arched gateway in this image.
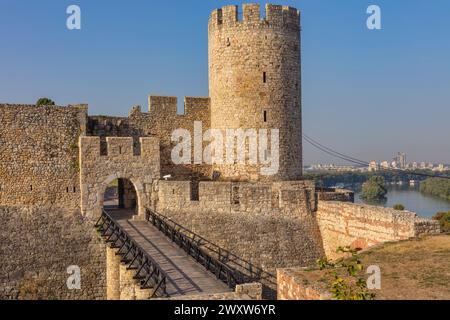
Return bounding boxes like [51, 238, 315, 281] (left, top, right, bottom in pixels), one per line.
[79, 136, 160, 219]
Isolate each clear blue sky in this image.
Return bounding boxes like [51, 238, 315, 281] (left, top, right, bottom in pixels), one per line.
[1, 0, 449, 164]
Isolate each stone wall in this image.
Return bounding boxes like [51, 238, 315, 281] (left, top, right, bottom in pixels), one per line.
[277, 268, 331, 300]
[0, 104, 87, 209]
[161, 283, 263, 301]
[156, 180, 316, 215]
[79, 136, 160, 218]
[152, 180, 324, 273]
[317, 188, 354, 203]
[87, 96, 212, 180]
[209, 4, 302, 181]
[317, 201, 441, 260]
[0, 205, 105, 300]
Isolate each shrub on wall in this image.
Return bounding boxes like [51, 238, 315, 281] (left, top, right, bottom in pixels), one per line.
[36, 98, 55, 106]
[432, 211, 450, 233]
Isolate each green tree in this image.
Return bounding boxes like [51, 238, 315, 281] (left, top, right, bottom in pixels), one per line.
[36, 98, 55, 106]
[393, 204, 405, 211]
[420, 178, 450, 201]
[361, 176, 387, 201]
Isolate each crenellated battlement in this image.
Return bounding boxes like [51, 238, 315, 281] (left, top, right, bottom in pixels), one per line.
[148, 95, 177, 115]
[147, 95, 210, 118]
[209, 3, 300, 30]
[79, 136, 159, 159]
[156, 180, 315, 216]
[183, 97, 210, 116]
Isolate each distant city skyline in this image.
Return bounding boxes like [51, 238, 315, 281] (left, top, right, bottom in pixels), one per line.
[1, 0, 449, 164]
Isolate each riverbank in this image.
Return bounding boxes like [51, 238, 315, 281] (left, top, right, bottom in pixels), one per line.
[355, 185, 450, 218]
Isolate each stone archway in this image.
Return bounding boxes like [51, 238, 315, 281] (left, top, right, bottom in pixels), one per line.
[96, 173, 148, 218]
[103, 177, 139, 213]
[79, 136, 160, 220]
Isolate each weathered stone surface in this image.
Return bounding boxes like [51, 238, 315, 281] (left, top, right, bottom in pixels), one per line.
[317, 201, 441, 260]
[159, 283, 263, 300]
[0, 104, 87, 208]
[209, 4, 302, 181]
[87, 96, 212, 180]
[79, 136, 160, 218]
[152, 180, 325, 274]
[277, 268, 331, 300]
[317, 188, 354, 202]
[0, 205, 105, 300]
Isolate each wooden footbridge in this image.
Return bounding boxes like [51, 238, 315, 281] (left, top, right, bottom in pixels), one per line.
[96, 208, 276, 298]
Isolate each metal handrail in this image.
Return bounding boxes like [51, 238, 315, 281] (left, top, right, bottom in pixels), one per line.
[96, 209, 168, 298]
[145, 209, 277, 290]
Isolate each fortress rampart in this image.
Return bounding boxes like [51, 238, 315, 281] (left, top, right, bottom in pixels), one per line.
[316, 201, 441, 260]
[0, 205, 106, 299]
[155, 179, 316, 215]
[88, 96, 212, 180]
[0, 104, 87, 208]
[152, 179, 324, 273]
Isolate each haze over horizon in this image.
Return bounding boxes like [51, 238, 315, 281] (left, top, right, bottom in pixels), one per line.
[1, 0, 449, 164]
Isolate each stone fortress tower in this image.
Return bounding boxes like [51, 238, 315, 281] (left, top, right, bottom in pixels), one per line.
[208, 3, 302, 182]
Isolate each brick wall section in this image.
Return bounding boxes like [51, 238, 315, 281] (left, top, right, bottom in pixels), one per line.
[277, 268, 331, 300]
[153, 180, 325, 274]
[0, 205, 106, 300]
[317, 201, 441, 260]
[0, 104, 87, 209]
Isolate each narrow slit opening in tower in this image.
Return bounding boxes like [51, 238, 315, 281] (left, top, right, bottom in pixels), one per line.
[264, 111, 267, 122]
[263, 72, 267, 83]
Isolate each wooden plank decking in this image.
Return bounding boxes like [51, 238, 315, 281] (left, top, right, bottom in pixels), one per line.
[109, 211, 231, 297]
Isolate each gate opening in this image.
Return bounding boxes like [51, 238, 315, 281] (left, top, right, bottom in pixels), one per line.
[103, 178, 138, 215]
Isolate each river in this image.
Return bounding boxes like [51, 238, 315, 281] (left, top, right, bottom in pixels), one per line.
[354, 184, 450, 218]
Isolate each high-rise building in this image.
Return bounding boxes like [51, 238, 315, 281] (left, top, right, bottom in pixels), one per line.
[368, 161, 379, 172]
[393, 152, 407, 169]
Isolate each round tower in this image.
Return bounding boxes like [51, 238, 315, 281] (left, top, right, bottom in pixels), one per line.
[208, 3, 302, 181]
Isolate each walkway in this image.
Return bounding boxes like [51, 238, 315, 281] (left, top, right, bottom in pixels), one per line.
[107, 209, 231, 297]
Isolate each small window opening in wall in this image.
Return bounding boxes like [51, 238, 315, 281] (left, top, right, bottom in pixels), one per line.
[66, 187, 69, 193]
[190, 180, 200, 201]
[30, 185, 33, 191]
[173, 189, 175, 195]
[263, 72, 267, 83]
[226, 37, 231, 47]
[264, 111, 267, 123]
[119, 146, 122, 155]
[73, 187, 76, 193]
[232, 186, 240, 205]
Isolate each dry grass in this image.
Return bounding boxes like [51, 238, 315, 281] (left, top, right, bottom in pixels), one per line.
[361, 234, 450, 300]
[301, 235, 450, 300]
